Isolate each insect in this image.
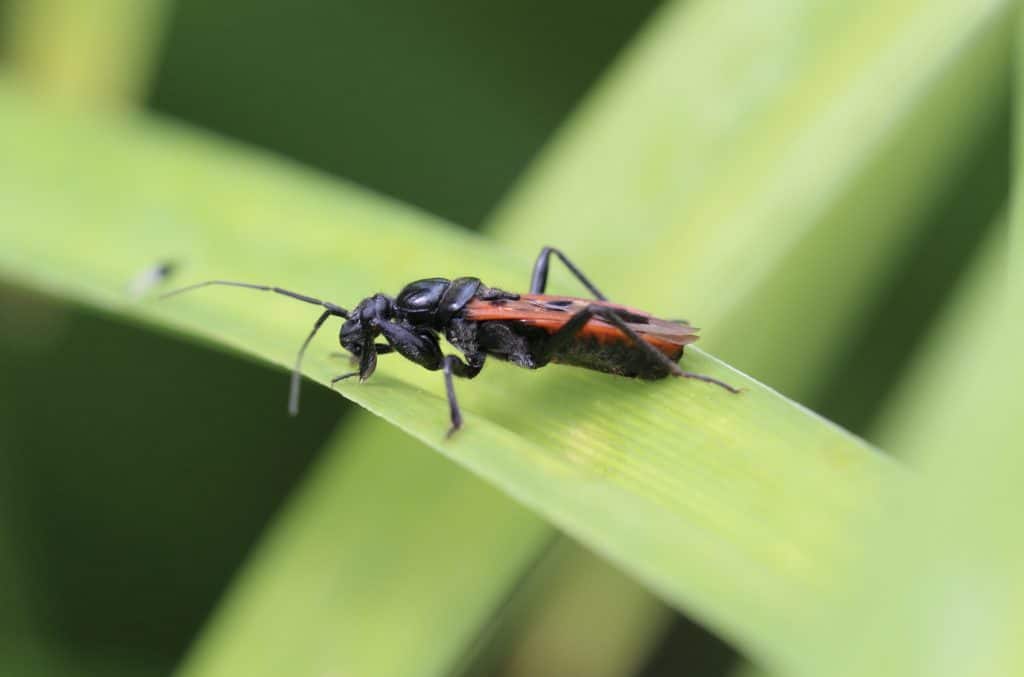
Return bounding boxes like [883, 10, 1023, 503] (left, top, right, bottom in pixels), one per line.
[162, 247, 739, 435]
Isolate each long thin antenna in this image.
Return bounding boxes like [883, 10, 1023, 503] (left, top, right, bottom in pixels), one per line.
[160, 280, 348, 316]
[160, 279, 350, 415]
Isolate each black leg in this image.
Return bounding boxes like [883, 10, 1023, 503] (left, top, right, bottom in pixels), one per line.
[534, 305, 600, 362]
[331, 371, 359, 386]
[376, 320, 444, 371]
[540, 304, 739, 393]
[357, 319, 486, 434]
[671, 369, 740, 392]
[442, 354, 485, 437]
[331, 342, 390, 384]
[330, 344, 393, 368]
[356, 341, 379, 382]
[530, 247, 608, 300]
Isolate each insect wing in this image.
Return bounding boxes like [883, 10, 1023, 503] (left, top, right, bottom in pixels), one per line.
[464, 295, 700, 352]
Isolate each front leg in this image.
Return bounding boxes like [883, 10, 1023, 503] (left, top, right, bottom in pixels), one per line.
[377, 320, 444, 370]
[331, 340, 384, 385]
[331, 323, 441, 387]
[369, 320, 488, 435]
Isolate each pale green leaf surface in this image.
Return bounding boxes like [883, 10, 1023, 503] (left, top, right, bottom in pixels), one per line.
[817, 221, 1021, 677]
[730, 220, 1014, 677]
[180, 416, 550, 677]
[820, 33, 1019, 671]
[800, 23, 1021, 673]
[0, 84, 900, 672]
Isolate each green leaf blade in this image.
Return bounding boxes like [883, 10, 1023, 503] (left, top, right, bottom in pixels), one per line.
[179, 417, 551, 677]
[0, 82, 900, 673]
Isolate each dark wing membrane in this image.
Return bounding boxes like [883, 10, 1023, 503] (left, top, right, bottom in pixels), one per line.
[464, 295, 699, 355]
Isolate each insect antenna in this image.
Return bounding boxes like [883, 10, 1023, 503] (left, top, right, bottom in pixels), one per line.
[159, 279, 349, 415]
[160, 280, 347, 313]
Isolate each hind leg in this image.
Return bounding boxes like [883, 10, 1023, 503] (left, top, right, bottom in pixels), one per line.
[530, 247, 608, 300]
[538, 304, 740, 393]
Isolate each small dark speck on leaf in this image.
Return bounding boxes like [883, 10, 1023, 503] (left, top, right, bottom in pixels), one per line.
[129, 260, 177, 299]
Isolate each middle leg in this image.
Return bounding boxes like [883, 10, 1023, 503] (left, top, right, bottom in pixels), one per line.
[442, 353, 485, 436]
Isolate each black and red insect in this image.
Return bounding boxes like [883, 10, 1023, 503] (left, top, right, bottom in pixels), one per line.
[162, 247, 739, 435]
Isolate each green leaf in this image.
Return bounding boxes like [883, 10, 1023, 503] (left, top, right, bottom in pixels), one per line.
[871, 225, 1007, 459]
[805, 27, 1020, 671]
[0, 83, 899, 673]
[180, 416, 551, 677]
[825, 221, 1020, 677]
[480, 540, 675, 677]
[726, 220, 1012, 677]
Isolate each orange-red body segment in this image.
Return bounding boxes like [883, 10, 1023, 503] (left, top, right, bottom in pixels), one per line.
[464, 294, 698, 360]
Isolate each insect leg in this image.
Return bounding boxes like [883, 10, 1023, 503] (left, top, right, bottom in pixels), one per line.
[533, 305, 601, 364]
[376, 320, 444, 371]
[329, 345, 393, 369]
[330, 371, 359, 385]
[442, 354, 485, 437]
[588, 306, 740, 393]
[530, 247, 608, 300]
[539, 304, 739, 393]
[331, 342, 392, 385]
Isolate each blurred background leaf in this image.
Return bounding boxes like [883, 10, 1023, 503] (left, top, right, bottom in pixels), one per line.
[830, 220, 1019, 677]
[150, 0, 663, 227]
[3, 0, 171, 109]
